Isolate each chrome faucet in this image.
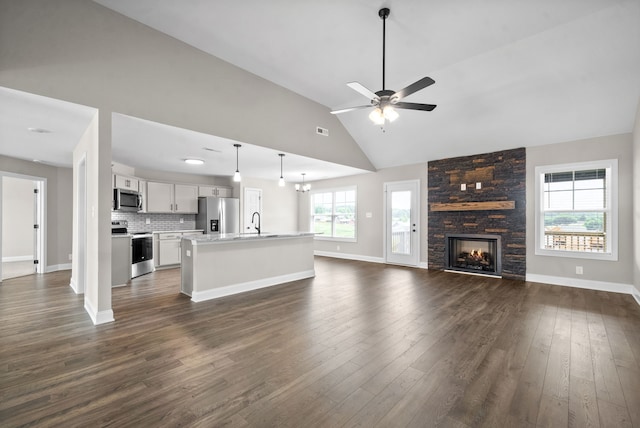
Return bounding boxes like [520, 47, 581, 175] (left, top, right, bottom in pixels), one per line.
[251, 211, 261, 235]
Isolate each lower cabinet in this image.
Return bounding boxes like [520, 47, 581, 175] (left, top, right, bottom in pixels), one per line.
[155, 231, 203, 268]
[112, 236, 132, 286]
[157, 232, 182, 266]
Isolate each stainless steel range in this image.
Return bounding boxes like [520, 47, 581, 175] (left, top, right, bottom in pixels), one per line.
[111, 220, 154, 278]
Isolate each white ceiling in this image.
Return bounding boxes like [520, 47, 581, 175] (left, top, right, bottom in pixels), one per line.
[2, 1, 639, 180]
[93, 0, 640, 168]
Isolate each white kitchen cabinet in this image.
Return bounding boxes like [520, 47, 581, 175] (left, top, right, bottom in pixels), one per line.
[174, 184, 198, 213]
[114, 174, 139, 191]
[146, 181, 173, 212]
[146, 182, 198, 213]
[158, 232, 182, 266]
[198, 185, 232, 198]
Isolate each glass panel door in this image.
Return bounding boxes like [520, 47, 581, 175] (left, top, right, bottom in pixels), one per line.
[385, 180, 420, 266]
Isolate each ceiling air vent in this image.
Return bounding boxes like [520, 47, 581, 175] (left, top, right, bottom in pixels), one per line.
[316, 126, 329, 137]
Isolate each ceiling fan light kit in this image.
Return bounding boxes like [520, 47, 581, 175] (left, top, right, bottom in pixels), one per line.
[331, 7, 437, 126]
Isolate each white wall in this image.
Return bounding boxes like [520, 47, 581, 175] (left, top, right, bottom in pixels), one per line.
[239, 178, 298, 232]
[299, 163, 428, 263]
[526, 133, 634, 287]
[2, 176, 34, 259]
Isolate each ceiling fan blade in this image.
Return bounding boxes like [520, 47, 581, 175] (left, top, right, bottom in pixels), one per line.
[393, 77, 435, 101]
[394, 102, 437, 111]
[347, 82, 379, 101]
[330, 105, 372, 115]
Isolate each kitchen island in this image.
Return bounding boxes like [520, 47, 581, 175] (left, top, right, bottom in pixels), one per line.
[180, 232, 315, 302]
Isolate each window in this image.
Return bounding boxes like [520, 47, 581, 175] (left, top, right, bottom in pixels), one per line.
[535, 159, 617, 260]
[311, 187, 356, 240]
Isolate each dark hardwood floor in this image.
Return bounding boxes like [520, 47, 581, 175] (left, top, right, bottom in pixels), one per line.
[1, 257, 639, 427]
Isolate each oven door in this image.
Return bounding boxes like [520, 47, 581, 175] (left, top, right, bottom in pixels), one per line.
[131, 235, 154, 278]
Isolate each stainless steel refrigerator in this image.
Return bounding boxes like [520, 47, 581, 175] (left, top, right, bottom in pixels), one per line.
[196, 197, 240, 234]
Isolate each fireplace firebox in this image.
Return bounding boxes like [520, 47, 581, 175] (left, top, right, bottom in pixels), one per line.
[445, 234, 501, 277]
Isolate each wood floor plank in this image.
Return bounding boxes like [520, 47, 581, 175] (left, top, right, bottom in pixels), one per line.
[0, 257, 639, 427]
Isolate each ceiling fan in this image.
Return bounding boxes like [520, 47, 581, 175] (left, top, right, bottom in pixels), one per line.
[331, 7, 436, 125]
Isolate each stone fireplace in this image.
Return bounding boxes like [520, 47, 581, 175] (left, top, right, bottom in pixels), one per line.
[428, 148, 526, 280]
[446, 234, 502, 276]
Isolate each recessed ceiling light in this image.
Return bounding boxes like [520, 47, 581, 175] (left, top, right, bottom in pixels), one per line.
[184, 158, 204, 165]
[28, 127, 51, 134]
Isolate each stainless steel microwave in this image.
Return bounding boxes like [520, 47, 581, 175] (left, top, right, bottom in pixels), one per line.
[113, 188, 142, 212]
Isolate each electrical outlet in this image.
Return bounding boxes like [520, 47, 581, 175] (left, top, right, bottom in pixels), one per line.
[146, 218, 151, 224]
[180, 218, 184, 224]
[460, 183, 466, 191]
[366, 212, 373, 218]
[476, 182, 482, 189]
[337, 245, 341, 251]
[186, 250, 191, 257]
[68, 253, 72, 261]
[576, 266, 583, 275]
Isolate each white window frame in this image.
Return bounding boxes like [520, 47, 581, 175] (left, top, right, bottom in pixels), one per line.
[310, 186, 357, 242]
[534, 159, 618, 261]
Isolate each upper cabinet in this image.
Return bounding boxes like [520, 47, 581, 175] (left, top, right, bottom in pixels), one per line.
[198, 185, 232, 198]
[146, 182, 198, 213]
[174, 184, 199, 213]
[114, 174, 139, 192]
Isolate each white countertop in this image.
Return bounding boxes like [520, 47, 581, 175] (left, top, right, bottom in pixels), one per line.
[184, 232, 314, 245]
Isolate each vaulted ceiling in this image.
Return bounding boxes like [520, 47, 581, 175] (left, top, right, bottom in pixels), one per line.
[93, 0, 640, 169]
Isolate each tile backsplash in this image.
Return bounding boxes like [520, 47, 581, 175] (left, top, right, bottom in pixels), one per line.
[111, 212, 197, 233]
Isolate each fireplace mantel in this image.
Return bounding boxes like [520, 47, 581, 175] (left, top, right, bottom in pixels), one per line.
[430, 200, 515, 212]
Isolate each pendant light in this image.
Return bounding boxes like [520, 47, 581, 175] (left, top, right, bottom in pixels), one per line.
[295, 173, 311, 192]
[233, 144, 241, 182]
[278, 153, 285, 187]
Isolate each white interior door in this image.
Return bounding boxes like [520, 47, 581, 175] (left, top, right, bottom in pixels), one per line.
[243, 188, 262, 233]
[385, 180, 420, 266]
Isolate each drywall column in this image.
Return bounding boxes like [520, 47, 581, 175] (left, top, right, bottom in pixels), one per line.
[633, 99, 640, 298]
[72, 111, 114, 324]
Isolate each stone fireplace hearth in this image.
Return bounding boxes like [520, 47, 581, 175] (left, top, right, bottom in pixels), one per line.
[428, 148, 526, 280]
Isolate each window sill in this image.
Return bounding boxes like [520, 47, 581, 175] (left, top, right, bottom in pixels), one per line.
[535, 248, 617, 261]
[314, 236, 357, 243]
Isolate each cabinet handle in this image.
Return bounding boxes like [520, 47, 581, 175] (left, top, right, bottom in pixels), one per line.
[175, 204, 178, 211]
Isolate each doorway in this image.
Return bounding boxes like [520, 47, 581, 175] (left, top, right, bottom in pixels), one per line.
[384, 180, 420, 266]
[1, 174, 45, 280]
[243, 187, 262, 234]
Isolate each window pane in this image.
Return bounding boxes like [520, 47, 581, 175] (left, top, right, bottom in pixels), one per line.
[334, 215, 355, 238]
[312, 215, 332, 235]
[311, 188, 356, 239]
[574, 189, 605, 210]
[547, 181, 573, 192]
[547, 191, 573, 210]
[574, 178, 604, 190]
[543, 212, 606, 252]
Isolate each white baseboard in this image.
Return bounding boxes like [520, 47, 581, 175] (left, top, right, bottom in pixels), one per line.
[2, 255, 33, 262]
[314, 251, 428, 268]
[84, 298, 115, 325]
[69, 277, 80, 294]
[314, 251, 385, 264]
[46, 263, 71, 273]
[190, 269, 315, 303]
[526, 273, 640, 307]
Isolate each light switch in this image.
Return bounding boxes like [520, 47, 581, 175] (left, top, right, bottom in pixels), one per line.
[476, 182, 482, 189]
[146, 218, 151, 224]
[460, 183, 466, 191]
